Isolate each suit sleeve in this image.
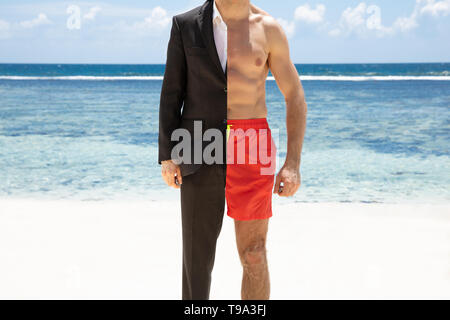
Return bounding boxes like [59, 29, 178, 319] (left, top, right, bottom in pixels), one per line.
[158, 16, 186, 164]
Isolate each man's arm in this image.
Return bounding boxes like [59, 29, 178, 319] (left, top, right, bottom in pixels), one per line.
[159, 16, 186, 188]
[266, 18, 307, 197]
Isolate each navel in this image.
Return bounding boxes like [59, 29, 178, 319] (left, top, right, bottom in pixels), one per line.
[255, 58, 263, 67]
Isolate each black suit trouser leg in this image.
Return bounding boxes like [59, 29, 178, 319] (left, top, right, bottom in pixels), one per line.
[180, 164, 226, 300]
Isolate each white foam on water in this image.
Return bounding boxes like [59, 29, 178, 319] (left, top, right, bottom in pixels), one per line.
[0, 76, 164, 80]
[1, 75, 450, 81]
[275, 75, 450, 81]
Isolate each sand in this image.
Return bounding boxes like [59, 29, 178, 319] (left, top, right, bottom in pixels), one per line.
[0, 199, 449, 299]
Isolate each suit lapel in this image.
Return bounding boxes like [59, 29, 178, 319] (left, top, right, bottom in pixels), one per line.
[197, 1, 227, 81]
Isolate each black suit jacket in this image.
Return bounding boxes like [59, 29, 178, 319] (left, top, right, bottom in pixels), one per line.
[158, 0, 227, 176]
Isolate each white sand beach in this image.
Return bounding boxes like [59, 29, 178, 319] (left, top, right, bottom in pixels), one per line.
[0, 199, 449, 300]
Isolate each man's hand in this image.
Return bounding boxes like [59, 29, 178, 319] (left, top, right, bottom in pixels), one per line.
[161, 160, 182, 189]
[273, 164, 301, 197]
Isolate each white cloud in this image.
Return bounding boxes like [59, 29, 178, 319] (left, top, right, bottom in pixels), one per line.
[277, 18, 295, 38]
[83, 6, 101, 20]
[328, 0, 450, 38]
[294, 4, 326, 24]
[20, 13, 51, 28]
[329, 3, 387, 37]
[393, 15, 419, 32]
[420, 0, 450, 17]
[329, 2, 418, 38]
[366, 5, 394, 36]
[339, 3, 367, 35]
[328, 28, 341, 37]
[0, 19, 10, 39]
[392, 1, 421, 32]
[392, 0, 450, 33]
[103, 6, 171, 38]
[279, 3, 326, 36]
[133, 6, 171, 30]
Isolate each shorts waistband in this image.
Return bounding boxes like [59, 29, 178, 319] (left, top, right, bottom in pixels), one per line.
[227, 118, 269, 129]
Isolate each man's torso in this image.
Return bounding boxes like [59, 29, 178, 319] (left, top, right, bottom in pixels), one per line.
[227, 5, 270, 120]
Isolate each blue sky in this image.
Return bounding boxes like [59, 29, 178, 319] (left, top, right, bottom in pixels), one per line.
[0, 0, 449, 63]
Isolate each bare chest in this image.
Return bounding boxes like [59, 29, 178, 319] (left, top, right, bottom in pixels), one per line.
[227, 20, 268, 71]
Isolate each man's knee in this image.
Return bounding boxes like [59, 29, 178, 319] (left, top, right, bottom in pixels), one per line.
[241, 238, 267, 267]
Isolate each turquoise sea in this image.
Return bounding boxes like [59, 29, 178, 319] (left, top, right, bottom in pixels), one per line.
[0, 63, 449, 202]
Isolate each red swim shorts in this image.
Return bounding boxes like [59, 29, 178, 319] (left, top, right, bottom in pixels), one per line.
[226, 118, 276, 221]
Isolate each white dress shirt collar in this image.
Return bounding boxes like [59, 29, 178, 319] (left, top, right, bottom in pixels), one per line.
[212, 0, 227, 73]
[213, 0, 227, 29]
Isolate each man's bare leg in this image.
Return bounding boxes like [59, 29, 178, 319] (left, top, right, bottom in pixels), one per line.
[235, 219, 270, 300]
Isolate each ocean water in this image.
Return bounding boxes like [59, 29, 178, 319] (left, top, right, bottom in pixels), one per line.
[0, 63, 449, 203]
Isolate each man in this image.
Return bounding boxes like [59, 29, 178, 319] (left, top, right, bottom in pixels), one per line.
[159, 0, 307, 300]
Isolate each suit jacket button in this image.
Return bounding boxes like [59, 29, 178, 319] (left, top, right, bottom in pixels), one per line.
[224, 87, 227, 93]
